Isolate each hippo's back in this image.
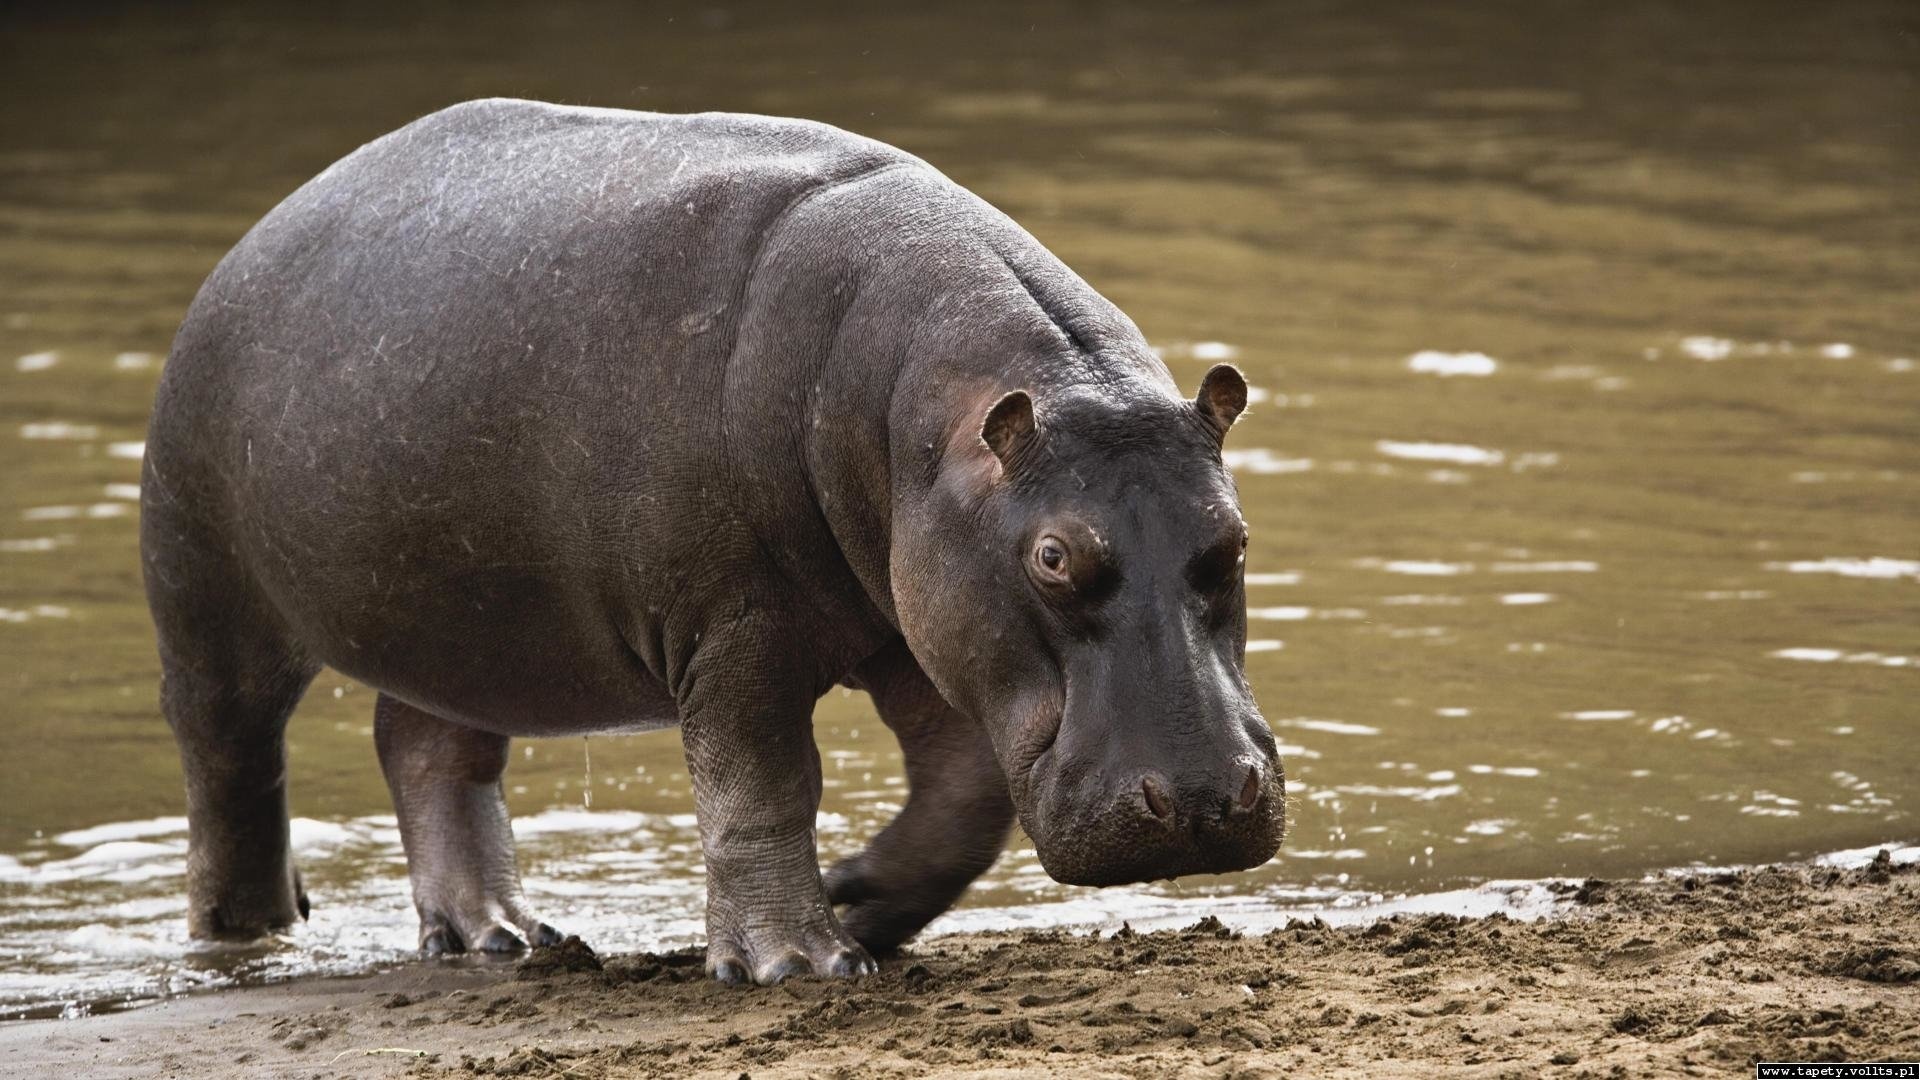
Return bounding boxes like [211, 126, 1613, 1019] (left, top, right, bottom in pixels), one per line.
[169, 98, 923, 395]
[154, 97, 927, 458]
[235, 97, 918, 302]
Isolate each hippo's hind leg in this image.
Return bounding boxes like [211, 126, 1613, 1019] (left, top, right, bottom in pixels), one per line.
[374, 694, 561, 955]
[826, 640, 1014, 953]
[149, 555, 318, 939]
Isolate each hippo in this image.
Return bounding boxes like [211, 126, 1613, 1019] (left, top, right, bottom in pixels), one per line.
[140, 98, 1285, 985]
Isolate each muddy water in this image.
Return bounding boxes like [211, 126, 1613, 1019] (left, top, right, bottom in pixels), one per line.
[1, 1, 1914, 1017]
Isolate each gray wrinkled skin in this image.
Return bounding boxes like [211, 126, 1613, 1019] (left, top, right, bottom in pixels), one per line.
[141, 99, 1284, 986]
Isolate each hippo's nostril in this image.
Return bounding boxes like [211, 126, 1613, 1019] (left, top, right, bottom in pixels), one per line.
[1237, 764, 1262, 811]
[1142, 776, 1173, 821]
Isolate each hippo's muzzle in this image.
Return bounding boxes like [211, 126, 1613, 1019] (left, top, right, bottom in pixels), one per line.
[1021, 710, 1286, 887]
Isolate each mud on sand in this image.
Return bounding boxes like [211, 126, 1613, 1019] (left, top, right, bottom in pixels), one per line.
[5, 854, 1917, 1078]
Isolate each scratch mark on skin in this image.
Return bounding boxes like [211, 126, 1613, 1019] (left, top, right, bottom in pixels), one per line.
[143, 457, 179, 508]
[452, 248, 511, 280]
[414, 353, 443, 390]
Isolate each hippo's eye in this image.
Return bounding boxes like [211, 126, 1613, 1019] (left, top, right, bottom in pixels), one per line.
[1190, 526, 1248, 597]
[1033, 536, 1070, 582]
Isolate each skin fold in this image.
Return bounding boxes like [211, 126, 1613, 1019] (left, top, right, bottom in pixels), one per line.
[141, 99, 1284, 985]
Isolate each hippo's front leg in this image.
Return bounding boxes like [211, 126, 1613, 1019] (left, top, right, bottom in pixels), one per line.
[827, 640, 1014, 953]
[679, 630, 876, 985]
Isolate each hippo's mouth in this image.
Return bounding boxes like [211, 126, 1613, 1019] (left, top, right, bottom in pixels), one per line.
[1002, 694, 1064, 809]
[1016, 710, 1063, 785]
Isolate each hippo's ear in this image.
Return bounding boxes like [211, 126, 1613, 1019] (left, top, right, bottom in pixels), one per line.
[1194, 363, 1248, 442]
[980, 390, 1037, 467]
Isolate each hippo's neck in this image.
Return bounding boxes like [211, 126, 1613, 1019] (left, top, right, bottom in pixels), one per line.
[799, 207, 1175, 642]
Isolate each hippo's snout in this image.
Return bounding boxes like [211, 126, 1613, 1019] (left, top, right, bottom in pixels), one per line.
[1027, 734, 1287, 888]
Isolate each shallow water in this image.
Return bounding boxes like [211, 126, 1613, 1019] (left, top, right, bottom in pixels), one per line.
[1, 0, 1915, 1017]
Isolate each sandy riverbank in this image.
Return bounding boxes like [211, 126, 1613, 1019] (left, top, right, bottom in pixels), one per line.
[3, 853, 1915, 1078]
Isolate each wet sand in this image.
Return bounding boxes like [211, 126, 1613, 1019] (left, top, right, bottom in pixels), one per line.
[4, 854, 1915, 1078]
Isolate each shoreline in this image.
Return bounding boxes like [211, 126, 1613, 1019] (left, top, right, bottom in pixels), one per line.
[3, 852, 1916, 1077]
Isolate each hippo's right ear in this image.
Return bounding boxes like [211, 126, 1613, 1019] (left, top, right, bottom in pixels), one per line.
[1194, 363, 1249, 443]
[980, 390, 1037, 469]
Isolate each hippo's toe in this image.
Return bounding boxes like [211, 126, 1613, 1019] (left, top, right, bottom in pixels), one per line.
[421, 924, 457, 957]
[757, 951, 813, 985]
[822, 946, 879, 979]
[476, 926, 527, 955]
[707, 948, 753, 985]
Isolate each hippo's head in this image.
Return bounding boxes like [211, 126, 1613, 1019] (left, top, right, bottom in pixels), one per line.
[892, 363, 1284, 886]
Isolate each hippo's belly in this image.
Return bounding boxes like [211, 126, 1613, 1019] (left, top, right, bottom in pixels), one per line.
[289, 558, 686, 738]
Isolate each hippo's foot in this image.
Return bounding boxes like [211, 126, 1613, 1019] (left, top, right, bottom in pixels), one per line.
[703, 899, 877, 986]
[827, 834, 1002, 955]
[414, 897, 563, 957]
[823, 766, 1012, 953]
[374, 693, 564, 958]
[193, 865, 310, 942]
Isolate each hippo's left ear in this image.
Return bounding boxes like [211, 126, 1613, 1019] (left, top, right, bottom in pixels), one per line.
[981, 390, 1038, 468]
[1194, 363, 1248, 442]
